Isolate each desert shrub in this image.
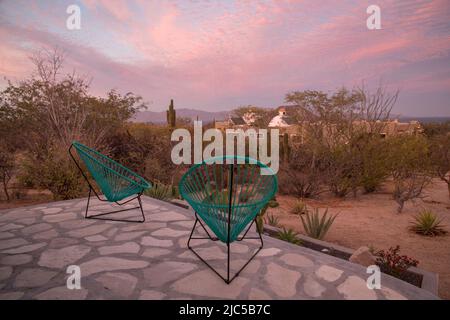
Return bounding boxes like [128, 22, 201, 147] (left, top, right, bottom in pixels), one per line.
[375, 245, 419, 278]
[299, 207, 338, 240]
[277, 228, 302, 245]
[409, 209, 447, 236]
[19, 148, 86, 200]
[0, 145, 15, 201]
[322, 145, 355, 197]
[264, 213, 280, 227]
[145, 181, 173, 201]
[279, 142, 325, 198]
[290, 199, 308, 215]
[428, 134, 450, 197]
[386, 135, 432, 212]
[360, 138, 389, 193]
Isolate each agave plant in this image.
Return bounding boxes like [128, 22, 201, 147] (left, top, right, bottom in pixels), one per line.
[144, 182, 173, 200]
[409, 209, 447, 236]
[299, 208, 338, 240]
[277, 228, 302, 245]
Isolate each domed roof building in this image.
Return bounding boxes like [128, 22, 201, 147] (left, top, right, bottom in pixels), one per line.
[268, 107, 296, 128]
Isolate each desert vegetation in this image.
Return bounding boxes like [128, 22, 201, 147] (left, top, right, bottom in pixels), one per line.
[0, 49, 186, 205]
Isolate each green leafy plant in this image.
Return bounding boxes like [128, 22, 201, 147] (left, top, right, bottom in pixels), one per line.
[299, 208, 338, 240]
[409, 209, 447, 236]
[264, 213, 280, 227]
[375, 245, 419, 278]
[277, 228, 302, 245]
[290, 199, 308, 215]
[144, 182, 173, 200]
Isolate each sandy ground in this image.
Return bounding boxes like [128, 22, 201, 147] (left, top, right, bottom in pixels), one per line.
[267, 179, 450, 300]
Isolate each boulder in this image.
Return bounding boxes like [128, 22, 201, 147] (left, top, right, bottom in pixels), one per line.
[349, 246, 376, 267]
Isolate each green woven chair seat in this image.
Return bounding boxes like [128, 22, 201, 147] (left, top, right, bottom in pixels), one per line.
[72, 141, 151, 202]
[179, 156, 277, 243]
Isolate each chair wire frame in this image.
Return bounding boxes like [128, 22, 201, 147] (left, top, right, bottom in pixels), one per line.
[180, 155, 278, 284]
[69, 141, 151, 223]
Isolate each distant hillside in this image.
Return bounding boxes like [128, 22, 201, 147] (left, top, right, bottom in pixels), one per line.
[132, 108, 230, 123]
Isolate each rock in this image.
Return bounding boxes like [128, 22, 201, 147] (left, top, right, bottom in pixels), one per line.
[0, 238, 28, 250]
[79, 257, 149, 276]
[265, 263, 301, 298]
[33, 229, 59, 240]
[59, 219, 97, 229]
[98, 242, 140, 255]
[151, 228, 189, 238]
[139, 290, 166, 300]
[67, 224, 111, 238]
[0, 232, 14, 239]
[38, 245, 91, 268]
[14, 268, 57, 288]
[149, 212, 188, 222]
[85, 235, 107, 242]
[144, 261, 197, 287]
[280, 253, 314, 268]
[248, 288, 271, 300]
[114, 231, 147, 241]
[258, 248, 281, 257]
[95, 272, 138, 298]
[35, 286, 88, 300]
[42, 207, 62, 214]
[43, 212, 77, 223]
[2, 243, 46, 254]
[141, 248, 171, 258]
[304, 276, 326, 298]
[315, 265, 343, 282]
[0, 223, 24, 232]
[0, 254, 33, 266]
[49, 237, 79, 249]
[0, 266, 13, 281]
[0, 292, 24, 300]
[349, 246, 376, 267]
[141, 236, 173, 247]
[337, 275, 377, 300]
[171, 270, 249, 299]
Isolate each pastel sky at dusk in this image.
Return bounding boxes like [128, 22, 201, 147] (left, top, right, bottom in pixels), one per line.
[1, 0, 449, 116]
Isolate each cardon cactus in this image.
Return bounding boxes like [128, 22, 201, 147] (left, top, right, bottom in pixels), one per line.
[167, 99, 176, 127]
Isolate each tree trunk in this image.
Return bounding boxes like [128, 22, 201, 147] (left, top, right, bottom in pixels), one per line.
[2, 174, 10, 202]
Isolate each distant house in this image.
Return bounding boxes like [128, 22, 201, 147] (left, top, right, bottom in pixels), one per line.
[268, 107, 297, 128]
[215, 115, 248, 130]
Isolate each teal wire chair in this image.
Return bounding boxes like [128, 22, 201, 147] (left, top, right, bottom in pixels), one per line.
[179, 155, 278, 284]
[69, 141, 152, 223]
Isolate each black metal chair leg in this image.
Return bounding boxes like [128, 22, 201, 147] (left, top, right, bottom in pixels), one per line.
[84, 190, 145, 223]
[187, 216, 263, 284]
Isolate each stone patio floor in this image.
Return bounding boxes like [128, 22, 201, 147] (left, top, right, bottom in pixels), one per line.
[0, 196, 439, 300]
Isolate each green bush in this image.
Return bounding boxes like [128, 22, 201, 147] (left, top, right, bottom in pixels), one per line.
[144, 181, 173, 201]
[19, 151, 86, 200]
[409, 209, 447, 236]
[299, 207, 337, 240]
[277, 228, 302, 245]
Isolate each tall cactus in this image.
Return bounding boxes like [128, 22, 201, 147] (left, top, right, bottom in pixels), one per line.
[166, 99, 176, 128]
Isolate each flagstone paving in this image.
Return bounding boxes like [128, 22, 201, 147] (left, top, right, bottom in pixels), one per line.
[0, 196, 439, 300]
